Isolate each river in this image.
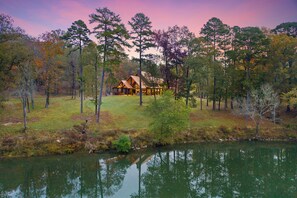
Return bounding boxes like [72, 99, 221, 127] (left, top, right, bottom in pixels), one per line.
[0, 142, 297, 197]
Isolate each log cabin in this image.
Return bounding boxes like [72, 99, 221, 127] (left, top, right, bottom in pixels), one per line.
[113, 71, 164, 95]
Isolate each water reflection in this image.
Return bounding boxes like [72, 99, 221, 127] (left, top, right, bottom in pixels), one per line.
[0, 143, 297, 197]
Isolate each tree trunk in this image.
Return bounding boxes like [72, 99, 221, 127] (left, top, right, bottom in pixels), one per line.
[22, 97, 27, 131]
[218, 94, 221, 111]
[45, 79, 50, 108]
[185, 67, 190, 106]
[26, 96, 30, 113]
[185, 81, 191, 107]
[174, 64, 178, 100]
[231, 96, 234, 109]
[97, 68, 105, 123]
[80, 44, 83, 114]
[224, 87, 228, 110]
[96, 32, 107, 124]
[200, 90, 203, 110]
[71, 60, 76, 99]
[139, 43, 143, 106]
[212, 76, 216, 110]
[95, 56, 98, 115]
[30, 85, 34, 110]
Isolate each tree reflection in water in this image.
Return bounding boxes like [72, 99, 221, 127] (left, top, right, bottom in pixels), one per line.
[0, 143, 297, 197]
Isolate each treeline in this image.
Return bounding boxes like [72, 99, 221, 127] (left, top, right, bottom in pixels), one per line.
[0, 9, 297, 128]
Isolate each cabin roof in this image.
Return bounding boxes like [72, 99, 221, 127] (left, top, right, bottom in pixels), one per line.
[140, 71, 164, 85]
[130, 75, 147, 88]
[121, 80, 132, 89]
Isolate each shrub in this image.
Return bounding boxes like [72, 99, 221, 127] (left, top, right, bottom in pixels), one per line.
[112, 135, 131, 153]
[146, 90, 190, 144]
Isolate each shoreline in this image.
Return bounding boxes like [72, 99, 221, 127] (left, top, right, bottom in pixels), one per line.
[1, 125, 297, 158]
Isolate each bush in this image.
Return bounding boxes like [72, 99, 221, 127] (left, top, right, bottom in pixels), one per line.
[146, 90, 190, 144]
[112, 135, 131, 153]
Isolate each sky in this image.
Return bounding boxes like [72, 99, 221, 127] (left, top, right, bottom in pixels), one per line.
[1, 0, 297, 38]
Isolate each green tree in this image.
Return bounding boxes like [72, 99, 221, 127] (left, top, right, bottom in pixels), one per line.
[146, 90, 190, 144]
[272, 22, 297, 37]
[63, 20, 91, 113]
[183, 37, 207, 107]
[89, 7, 130, 123]
[234, 27, 269, 113]
[282, 87, 297, 111]
[36, 30, 65, 108]
[129, 13, 154, 106]
[267, 34, 297, 92]
[200, 17, 229, 110]
[82, 42, 100, 114]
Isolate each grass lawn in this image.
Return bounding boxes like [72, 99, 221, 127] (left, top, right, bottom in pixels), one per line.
[1, 95, 296, 157]
[0, 94, 291, 135]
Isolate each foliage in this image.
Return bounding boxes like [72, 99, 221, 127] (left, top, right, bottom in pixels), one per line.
[89, 7, 130, 123]
[272, 22, 297, 37]
[234, 84, 280, 136]
[282, 87, 297, 109]
[35, 29, 65, 108]
[112, 135, 131, 153]
[146, 91, 190, 144]
[129, 13, 154, 105]
[63, 19, 91, 113]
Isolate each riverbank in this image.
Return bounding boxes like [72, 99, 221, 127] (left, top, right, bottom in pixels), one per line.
[1, 125, 297, 158]
[0, 95, 296, 158]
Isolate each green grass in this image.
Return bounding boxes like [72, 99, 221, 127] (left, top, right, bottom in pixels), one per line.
[0, 95, 275, 135]
[0, 95, 154, 134]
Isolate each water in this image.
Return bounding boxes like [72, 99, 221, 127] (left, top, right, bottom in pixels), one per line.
[1, 142, 297, 198]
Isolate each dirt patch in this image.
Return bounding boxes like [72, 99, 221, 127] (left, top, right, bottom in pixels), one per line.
[0, 117, 22, 124]
[71, 111, 120, 126]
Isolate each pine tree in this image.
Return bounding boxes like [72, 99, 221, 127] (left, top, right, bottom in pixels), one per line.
[89, 7, 130, 123]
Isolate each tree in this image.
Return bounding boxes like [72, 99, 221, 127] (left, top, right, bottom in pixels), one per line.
[129, 13, 154, 106]
[183, 37, 207, 107]
[168, 25, 194, 99]
[154, 29, 174, 89]
[0, 13, 25, 105]
[234, 26, 269, 115]
[82, 42, 100, 114]
[234, 84, 279, 137]
[267, 34, 297, 93]
[282, 87, 297, 111]
[36, 30, 64, 108]
[146, 90, 190, 144]
[63, 20, 91, 113]
[272, 22, 297, 37]
[89, 7, 130, 123]
[200, 17, 229, 110]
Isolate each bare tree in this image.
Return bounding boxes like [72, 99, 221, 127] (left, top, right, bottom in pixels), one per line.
[234, 84, 279, 137]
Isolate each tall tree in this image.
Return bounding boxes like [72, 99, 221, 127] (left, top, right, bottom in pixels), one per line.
[82, 41, 100, 114]
[154, 29, 174, 89]
[129, 13, 154, 106]
[36, 30, 64, 108]
[168, 26, 194, 98]
[89, 7, 130, 123]
[234, 27, 269, 112]
[63, 20, 91, 113]
[200, 17, 228, 110]
[183, 37, 208, 107]
[267, 34, 297, 92]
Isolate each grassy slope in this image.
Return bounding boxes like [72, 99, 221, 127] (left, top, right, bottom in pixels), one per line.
[0, 95, 279, 135]
[1, 95, 297, 157]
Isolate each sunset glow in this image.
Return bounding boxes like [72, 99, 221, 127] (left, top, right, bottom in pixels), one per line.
[1, 0, 296, 37]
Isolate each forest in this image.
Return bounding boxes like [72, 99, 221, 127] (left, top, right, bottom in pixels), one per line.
[0, 7, 297, 156]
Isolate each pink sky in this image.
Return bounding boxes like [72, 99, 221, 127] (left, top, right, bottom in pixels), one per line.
[1, 0, 296, 37]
